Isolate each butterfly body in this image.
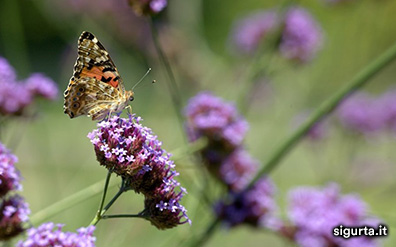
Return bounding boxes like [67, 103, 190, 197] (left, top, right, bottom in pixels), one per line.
[64, 31, 134, 121]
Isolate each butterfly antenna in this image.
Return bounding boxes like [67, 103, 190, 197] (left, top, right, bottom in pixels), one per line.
[132, 68, 152, 90]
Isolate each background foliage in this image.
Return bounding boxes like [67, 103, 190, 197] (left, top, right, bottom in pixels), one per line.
[1, 0, 396, 246]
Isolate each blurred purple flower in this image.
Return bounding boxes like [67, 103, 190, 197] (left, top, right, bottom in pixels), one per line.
[0, 57, 58, 116]
[215, 177, 277, 228]
[285, 183, 380, 247]
[17, 222, 96, 247]
[219, 149, 258, 192]
[0, 142, 22, 197]
[185, 92, 248, 149]
[280, 7, 323, 62]
[229, 8, 323, 62]
[128, 0, 167, 16]
[292, 111, 328, 141]
[26, 73, 58, 100]
[0, 57, 16, 83]
[377, 89, 396, 133]
[337, 93, 386, 135]
[0, 195, 30, 240]
[231, 10, 278, 54]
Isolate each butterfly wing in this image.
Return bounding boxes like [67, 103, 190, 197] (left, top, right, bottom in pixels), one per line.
[64, 31, 127, 120]
[64, 77, 121, 120]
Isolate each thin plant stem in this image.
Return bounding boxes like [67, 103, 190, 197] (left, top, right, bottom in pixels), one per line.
[96, 171, 112, 218]
[248, 40, 396, 186]
[148, 17, 183, 125]
[89, 179, 127, 226]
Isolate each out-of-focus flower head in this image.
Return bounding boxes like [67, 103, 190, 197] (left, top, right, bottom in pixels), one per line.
[337, 92, 386, 135]
[377, 89, 396, 133]
[17, 222, 96, 247]
[26, 73, 59, 100]
[0, 142, 22, 197]
[229, 7, 323, 63]
[128, 0, 167, 16]
[284, 183, 380, 247]
[231, 10, 278, 54]
[0, 195, 30, 240]
[292, 111, 328, 141]
[219, 149, 258, 192]
[0, 57, 58, 116]
[184, 92, 248, 157]
[280, 7, 323, 62]
[215, 177, 277, 228]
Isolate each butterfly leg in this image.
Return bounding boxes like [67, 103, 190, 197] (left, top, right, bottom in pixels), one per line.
[125, 105, 133, 116]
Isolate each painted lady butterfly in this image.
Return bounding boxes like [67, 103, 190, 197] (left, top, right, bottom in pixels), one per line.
[63, 31, 134, 121]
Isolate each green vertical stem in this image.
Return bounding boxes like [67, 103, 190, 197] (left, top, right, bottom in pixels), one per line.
[149, 17, 183, 125]
[96, 171, 112, 218]
[249, 41, 396, 187]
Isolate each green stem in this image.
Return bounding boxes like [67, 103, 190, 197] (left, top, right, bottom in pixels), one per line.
[96, 171, 112, 218]
[89, 180, 126, 226]
[149, 17, 184, 125]
[29, 178, 118, 226]
[249, 40, 396, 186]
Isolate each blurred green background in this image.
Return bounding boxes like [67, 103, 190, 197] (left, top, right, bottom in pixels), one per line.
[1, 0, 396, 246]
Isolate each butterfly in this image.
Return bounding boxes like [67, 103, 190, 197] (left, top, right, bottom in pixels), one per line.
[63, 31, 134, 121]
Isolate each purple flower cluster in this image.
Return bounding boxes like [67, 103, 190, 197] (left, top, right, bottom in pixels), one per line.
[184, 92, 257, 191]
[0, 195, 30, 240]
[0, 57, 58, 116]
[215, 177, 277, 227]
[280, 8, 323, 62]
[0, 142, 29, 240]
[17, 222, 96, 247]
[230, 7, 323, 62]
[231, 11, 278, 54]
[88, 115, 190, 229]
[0, 142, 22, 197]
[337, 91, 396, 135]
[128, 0, 167, 16]
[219, 150, 258, 191]
[283, 183, 380, 247]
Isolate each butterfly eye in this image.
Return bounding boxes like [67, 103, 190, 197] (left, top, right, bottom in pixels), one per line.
[129, 96, 134, 101]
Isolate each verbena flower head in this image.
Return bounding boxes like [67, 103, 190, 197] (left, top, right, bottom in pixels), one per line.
[0, 57, 58, 116]
[88, 115, 183, 197]
[0, 57, 16, 83]
[280, 7, 323, 62]
[286, 183, 380, 247]
[26, 73, 59, 100]
[215, 177, 277, 228]
[0, 142, 22, 197]
[184, 92, 248, 155]
[0, 195, 30, 240]
[143, 185, 190, 229]
[17, 222, 96, 247]
[219, 149, 258, 192]
[231, 10, 278, 54]
[337, 93, 386, 135]
[128, 0, 167, 16]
